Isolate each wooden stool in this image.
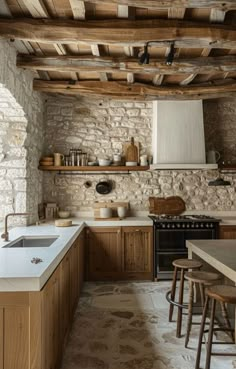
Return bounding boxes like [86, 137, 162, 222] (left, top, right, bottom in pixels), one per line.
[184, 271, 222, 348]
[166, 258, 202, 338]
[195, 284, 236, 369]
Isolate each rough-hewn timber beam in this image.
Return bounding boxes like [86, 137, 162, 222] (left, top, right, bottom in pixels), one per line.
[33, 79, 236, 100]
[0, 18, 235, 48]
[83, 1, 236, 11]
[17, 55, 236, 75]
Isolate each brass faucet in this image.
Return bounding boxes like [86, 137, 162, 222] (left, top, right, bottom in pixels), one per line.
[1, 213, 31, 241]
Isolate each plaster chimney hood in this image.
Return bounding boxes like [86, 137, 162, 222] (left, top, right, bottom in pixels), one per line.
[150, 100, 218, 170]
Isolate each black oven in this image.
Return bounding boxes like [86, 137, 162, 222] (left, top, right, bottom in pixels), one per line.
[149, 215, 220, 280]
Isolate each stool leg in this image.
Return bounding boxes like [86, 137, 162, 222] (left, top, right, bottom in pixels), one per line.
[195, 295, 209, 369]
[205, 298, 216, 369]
[220, 301, 234, 342]
[169, 266, 178, 322]
[199, 283, 205, 308]
[177, 267, 184, 338]
[185, 280, 194, 348]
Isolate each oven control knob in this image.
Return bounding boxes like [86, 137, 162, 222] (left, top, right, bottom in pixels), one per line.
[210, 223, 214, 228]
[177, 223, 181, 228]
[167, 224, 170, 228]
[206, 223, 209, 228]
[200, 223, 204, 228]
[186, 224, 190, 228]
[182, 224, 185, 228]
[195, 223, 199, 228]
[171, 224, 175, 228]
[191, 223, 195, 228]
[162, 223, 166, 228]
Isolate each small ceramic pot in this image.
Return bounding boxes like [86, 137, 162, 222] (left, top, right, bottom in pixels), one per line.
[100, 207, 112, 218]
[117, 206, 127, 218]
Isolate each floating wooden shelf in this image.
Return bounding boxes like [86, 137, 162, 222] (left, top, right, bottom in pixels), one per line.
[38, 165, 150, 172]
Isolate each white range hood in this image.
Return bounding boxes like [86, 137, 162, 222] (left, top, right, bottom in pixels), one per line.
[150, 100, 218, 170]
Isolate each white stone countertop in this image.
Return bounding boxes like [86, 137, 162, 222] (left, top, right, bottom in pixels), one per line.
[0, 216, 153, 292]
[0, 222, 85, 292]
[187, 240, 236, 283]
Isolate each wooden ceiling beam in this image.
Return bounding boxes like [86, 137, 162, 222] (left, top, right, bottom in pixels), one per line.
[0, 18, 235, 48]
[33, 79, 236, 100]
[17, 55, 236, 75]
[82, 0, 236, 11]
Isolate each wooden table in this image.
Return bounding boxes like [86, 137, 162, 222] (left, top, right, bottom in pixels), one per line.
[187, 239, 236, 340]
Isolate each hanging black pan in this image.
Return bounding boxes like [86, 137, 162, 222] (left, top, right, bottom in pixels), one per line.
[96, 181, 112, 195]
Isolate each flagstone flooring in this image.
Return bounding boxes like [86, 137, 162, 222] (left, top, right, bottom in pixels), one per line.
[61, 281, 236, 369]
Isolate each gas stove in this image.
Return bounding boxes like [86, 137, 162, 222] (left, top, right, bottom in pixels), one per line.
[149, 214, 221, 229]
[150, 214, 220, 279]
[149, 214, 220, 222]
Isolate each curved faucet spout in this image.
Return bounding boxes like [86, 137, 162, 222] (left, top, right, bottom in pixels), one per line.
[1, 213, 31, 241]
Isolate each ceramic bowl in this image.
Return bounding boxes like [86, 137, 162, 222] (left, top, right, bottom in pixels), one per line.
[125, 161, 138, 166]
[58, 210, 70, 219]
[98, 159, 111, 166]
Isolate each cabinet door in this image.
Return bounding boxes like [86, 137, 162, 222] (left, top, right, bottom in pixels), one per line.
[219, 225, 236, 239]
[60, 251, 71, 345]
[122, 226, 153, 280]
[78, 231, 85, 296]
[42, 267, 60, 369]
[86, 227, 122, 280]
[70, 241, 79, 315]
[4, 306, 29, 369]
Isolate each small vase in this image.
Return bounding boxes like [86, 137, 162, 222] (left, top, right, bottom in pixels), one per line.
[117, 206, 127, 219]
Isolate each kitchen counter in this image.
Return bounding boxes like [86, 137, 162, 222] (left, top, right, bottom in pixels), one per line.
[187, 239, 236, 283]
[0, 216, 153, 292]
[0, 222, 85, 291]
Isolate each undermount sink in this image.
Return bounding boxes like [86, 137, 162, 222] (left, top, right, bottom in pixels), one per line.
[3, 236, 59, 248]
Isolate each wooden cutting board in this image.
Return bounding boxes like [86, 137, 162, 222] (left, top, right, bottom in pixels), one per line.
[123, 138, 140, 163]
[149, 196, 186, 215]
[94, 201, 129, 219]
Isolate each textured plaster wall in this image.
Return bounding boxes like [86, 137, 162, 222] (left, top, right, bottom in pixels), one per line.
[43, 96, 236, 214]
[0, 40, 44, 225]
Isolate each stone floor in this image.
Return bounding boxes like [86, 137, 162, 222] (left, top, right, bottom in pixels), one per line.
[61, 281, 236, 369]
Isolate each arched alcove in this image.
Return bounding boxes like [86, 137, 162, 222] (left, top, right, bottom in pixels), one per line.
[0, 41, 44, 227]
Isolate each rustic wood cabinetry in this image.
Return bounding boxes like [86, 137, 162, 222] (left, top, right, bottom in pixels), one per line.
[219, 225, 236, 239]
[0, 230, 85, 369]
[86, 227, 122, 280]
[122, 226, 153, 280]
[86, 226, 153, 281]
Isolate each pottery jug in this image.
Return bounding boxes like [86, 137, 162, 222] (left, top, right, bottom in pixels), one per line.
[54, 153, 64, 166]
[206, 150, 220, 164]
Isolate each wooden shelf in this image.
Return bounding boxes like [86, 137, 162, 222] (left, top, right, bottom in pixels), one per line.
[38, 165, 150, 172]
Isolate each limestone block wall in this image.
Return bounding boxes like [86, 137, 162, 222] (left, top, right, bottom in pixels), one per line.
[43, 96, 236, 213]
[0, 41, 44, 225]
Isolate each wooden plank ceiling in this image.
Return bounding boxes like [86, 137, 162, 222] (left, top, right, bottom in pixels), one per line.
[0, 0, 236, 100]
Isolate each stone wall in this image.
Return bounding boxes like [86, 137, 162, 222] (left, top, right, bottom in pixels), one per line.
[0, 41, 44, 226]
[43, 96, 236, 213]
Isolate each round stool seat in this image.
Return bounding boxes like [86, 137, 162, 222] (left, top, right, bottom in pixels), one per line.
[172, 258, 202, 269]
[185, 271, 221, 285]
[206, 284, 236, 304]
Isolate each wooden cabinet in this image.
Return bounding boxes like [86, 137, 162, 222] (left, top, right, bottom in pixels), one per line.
[42, 267, 60, 369]
[220, 225, 236, 239]
[86, 226, 153, 281]
[0, 229, 85, 369]
[86, 227, 122, 280]
[122, 226, 153, 280]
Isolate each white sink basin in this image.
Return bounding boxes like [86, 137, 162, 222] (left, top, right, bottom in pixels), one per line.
[3, 236, 59, 248]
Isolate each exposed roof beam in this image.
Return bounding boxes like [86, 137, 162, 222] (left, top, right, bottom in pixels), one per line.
[33, 79, 236, 100]
[17, 55, 236, 75]
[83, 0, 236, 11]
[69, 0, 86, 20]
[0, 18, 235, 48]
